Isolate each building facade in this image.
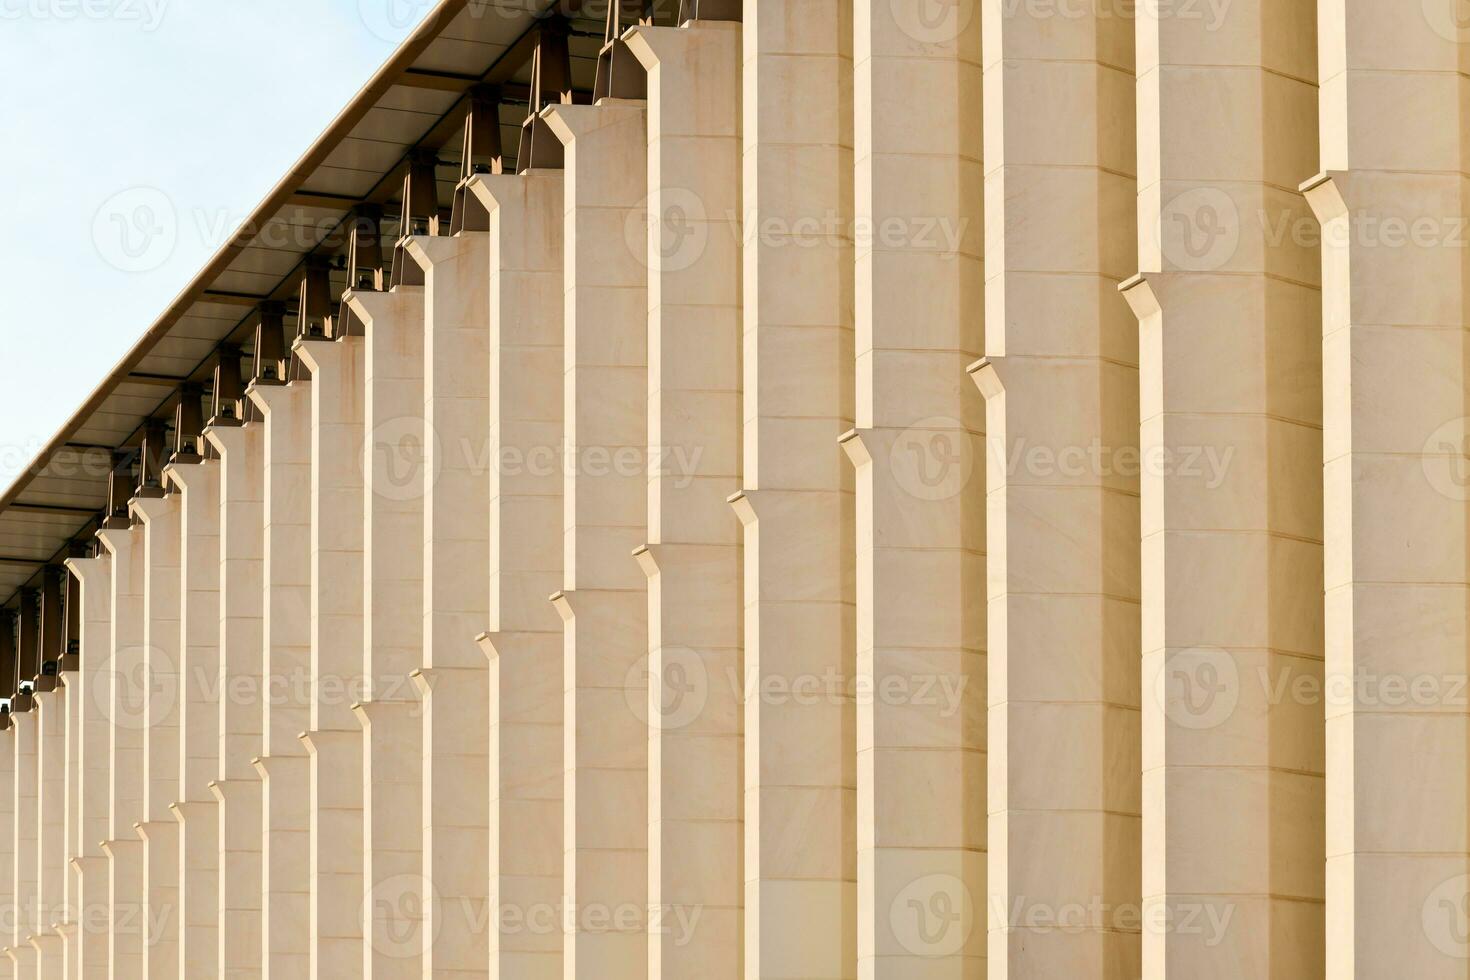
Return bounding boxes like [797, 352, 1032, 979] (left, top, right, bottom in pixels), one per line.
[0, 0, 1464, 976]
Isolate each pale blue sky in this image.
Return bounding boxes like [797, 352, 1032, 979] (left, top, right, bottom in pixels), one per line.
[0, 0, 436, 486]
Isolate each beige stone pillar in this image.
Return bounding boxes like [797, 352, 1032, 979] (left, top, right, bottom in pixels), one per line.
[731, 4, 857, 975]
[9, 708, 37, 978]
[624, 21, 745, 977]
[31, 690, 64, 980]
[346, 287, 429, 976]
[64, 554, 111, 980]
[295, 332, 367, 977]
[1301, 3, 1470, 975]
[97, 525, 145, 979]
[35, 688, 67, 976]
[0, 729, 12, 980]
[405, 227, 499, 977]
[544, 97, 650, 979]
[203, 421, 265, 979]
[133, 494, 182, 980]
[245, 378, 314, 979]
[468, 171, 565, 979]
[60, 619, 81, 980]
[843, 2, 986, 975]
[972, 0, 1141, 974]
[166, 459, 222, 978]
[1120, 1, 1324, 974]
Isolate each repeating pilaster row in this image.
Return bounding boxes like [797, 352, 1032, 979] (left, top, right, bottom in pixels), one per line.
[1302, 3, 1470, 976]
[975, 0, 1142, 975]
[24, 14, 1470, 978]
[544, 97, 651, 980]
[471, 171, 566, 980]
[1123, 1, 1325, 976]
[735, 4, 857, 976]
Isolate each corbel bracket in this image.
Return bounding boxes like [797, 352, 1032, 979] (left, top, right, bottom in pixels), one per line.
[450, 85, 503, 234]
[518, 16, 572, 173]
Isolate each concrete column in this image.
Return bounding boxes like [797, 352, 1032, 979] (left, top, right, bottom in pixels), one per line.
[347, 287, 429, 975]
[843, 2, 986, 975]
[623, 22, 745, 978]
[1120, 1, 1324, 975]
[468, 171, 565, 980]
[409, 225, 499, 977]
[63, 554, 111, 980]
[7, 706, 37, 977]
[1301, 3, 1470, 975]
[203, 421, 265, 979]
[544, 97, 650, 980]
[732, 4, 857, 975]
[35, 688, 67, 976]
[295, 332, 367, 977]
[971, 0, 1141, 975]
[9, 709, 37, 978]
[166, 459, 222, 978]
[60, 621, 82, 980]
[133, 493, 182, 980]
[97, 525, 145, 979]
[0, 730, 11, 980]
[246, 378, 314, 979]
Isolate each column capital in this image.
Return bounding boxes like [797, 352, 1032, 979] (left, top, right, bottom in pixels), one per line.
[292, 333, 358, 376]
[162, 456, 213, 494]
[203, 419, 255, 458]
[62, 555, 108, 589]
[128, 492, 177, 525]
[542, 100, 643, 147]
[345, 287, 419, 332]
[94, 525, 138, 557]
[246, 377, 310, 416]
[406, 232, 474, 272]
